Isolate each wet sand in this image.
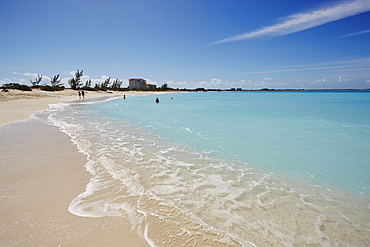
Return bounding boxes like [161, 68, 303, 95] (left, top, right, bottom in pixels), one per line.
[0, 120, 150, 246]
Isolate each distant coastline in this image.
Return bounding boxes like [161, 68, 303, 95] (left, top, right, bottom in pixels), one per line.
[187, 88, 370, 92]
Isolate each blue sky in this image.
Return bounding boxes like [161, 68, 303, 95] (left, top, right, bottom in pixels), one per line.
[1, 0, 370, 89]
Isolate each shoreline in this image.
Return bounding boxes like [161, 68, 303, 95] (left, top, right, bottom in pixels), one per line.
[0, 89, 157, 246]
[0, 89, 154, 127]
[0, 120, 149, 246]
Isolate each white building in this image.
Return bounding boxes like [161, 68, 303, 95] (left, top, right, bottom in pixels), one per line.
[129, 78, 146, 90]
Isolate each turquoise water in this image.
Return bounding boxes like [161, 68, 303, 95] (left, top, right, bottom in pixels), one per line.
[99, 91, 370, 196]
[45, 91, 370, 246]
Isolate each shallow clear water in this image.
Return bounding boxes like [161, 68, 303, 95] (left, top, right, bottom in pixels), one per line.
[98, 91, 370, 195]
[43, 91, 370, 246]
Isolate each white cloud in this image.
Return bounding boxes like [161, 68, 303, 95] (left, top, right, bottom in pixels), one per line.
[18, 79, 28, 84]
[239, 65, 347, 75]
[23, 72, 39, 78]
[338, 76, 347, 82]
[43, 75, 52, 82]
[171, 81, 188, 87]
[311, 74, 331, 86]
[2, 78, 12, 83]
[210, 78, 223, 85]
[211, 0, 370, 44]
[335, 56, 370, 66]
[264, 77, 272, 81]
[195, 78, 226, 88]
[239, 56, 370, 75]
[339, 29, 370, 38]
[22, 72, 51, 84]
[145, 78, 159, 86]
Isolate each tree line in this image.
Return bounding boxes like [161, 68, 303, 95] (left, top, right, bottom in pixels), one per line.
[1, 69, 173, 92]
[2, 72, 64, 91]
[68, 70, 126, 91]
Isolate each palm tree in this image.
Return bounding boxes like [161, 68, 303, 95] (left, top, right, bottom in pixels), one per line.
[101, 77, 111, 89]
[111, 78, 122, 89]
[50, 74, 62, 87]
[84, 79, 92, 88]
[30, 74, 42, 87]
[68, 70, 83, 89]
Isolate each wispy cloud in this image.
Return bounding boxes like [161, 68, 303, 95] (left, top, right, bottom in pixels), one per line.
[238, 66, 348, 75]
[211, 0, 370, 45]
[238, 57, 370, 75]
[23, 72, 39, 78]
[339, 29, 370, 38]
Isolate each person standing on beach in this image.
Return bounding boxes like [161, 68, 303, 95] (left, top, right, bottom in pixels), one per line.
[81, 91, 85, 98]
[78, 91, 81, 98]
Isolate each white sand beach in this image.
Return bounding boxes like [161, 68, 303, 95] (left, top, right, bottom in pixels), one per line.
[0, 89, 153, 246]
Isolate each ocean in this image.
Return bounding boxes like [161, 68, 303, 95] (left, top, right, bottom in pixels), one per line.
[40, 91, 370, 246]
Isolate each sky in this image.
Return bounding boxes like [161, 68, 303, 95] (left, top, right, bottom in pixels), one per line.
[1, 0, 370, 89]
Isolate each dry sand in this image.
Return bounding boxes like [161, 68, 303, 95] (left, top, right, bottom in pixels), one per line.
[0, 89, 147, 127]
[0, 89, 153, 246]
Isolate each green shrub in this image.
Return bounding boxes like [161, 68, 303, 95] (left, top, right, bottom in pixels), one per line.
[40, 85, 65, 91]
[80, 86, 98, 91]
[113, 88, 129, 91]
[40, 85, 55, 91]
[12, 84, 32, 91]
